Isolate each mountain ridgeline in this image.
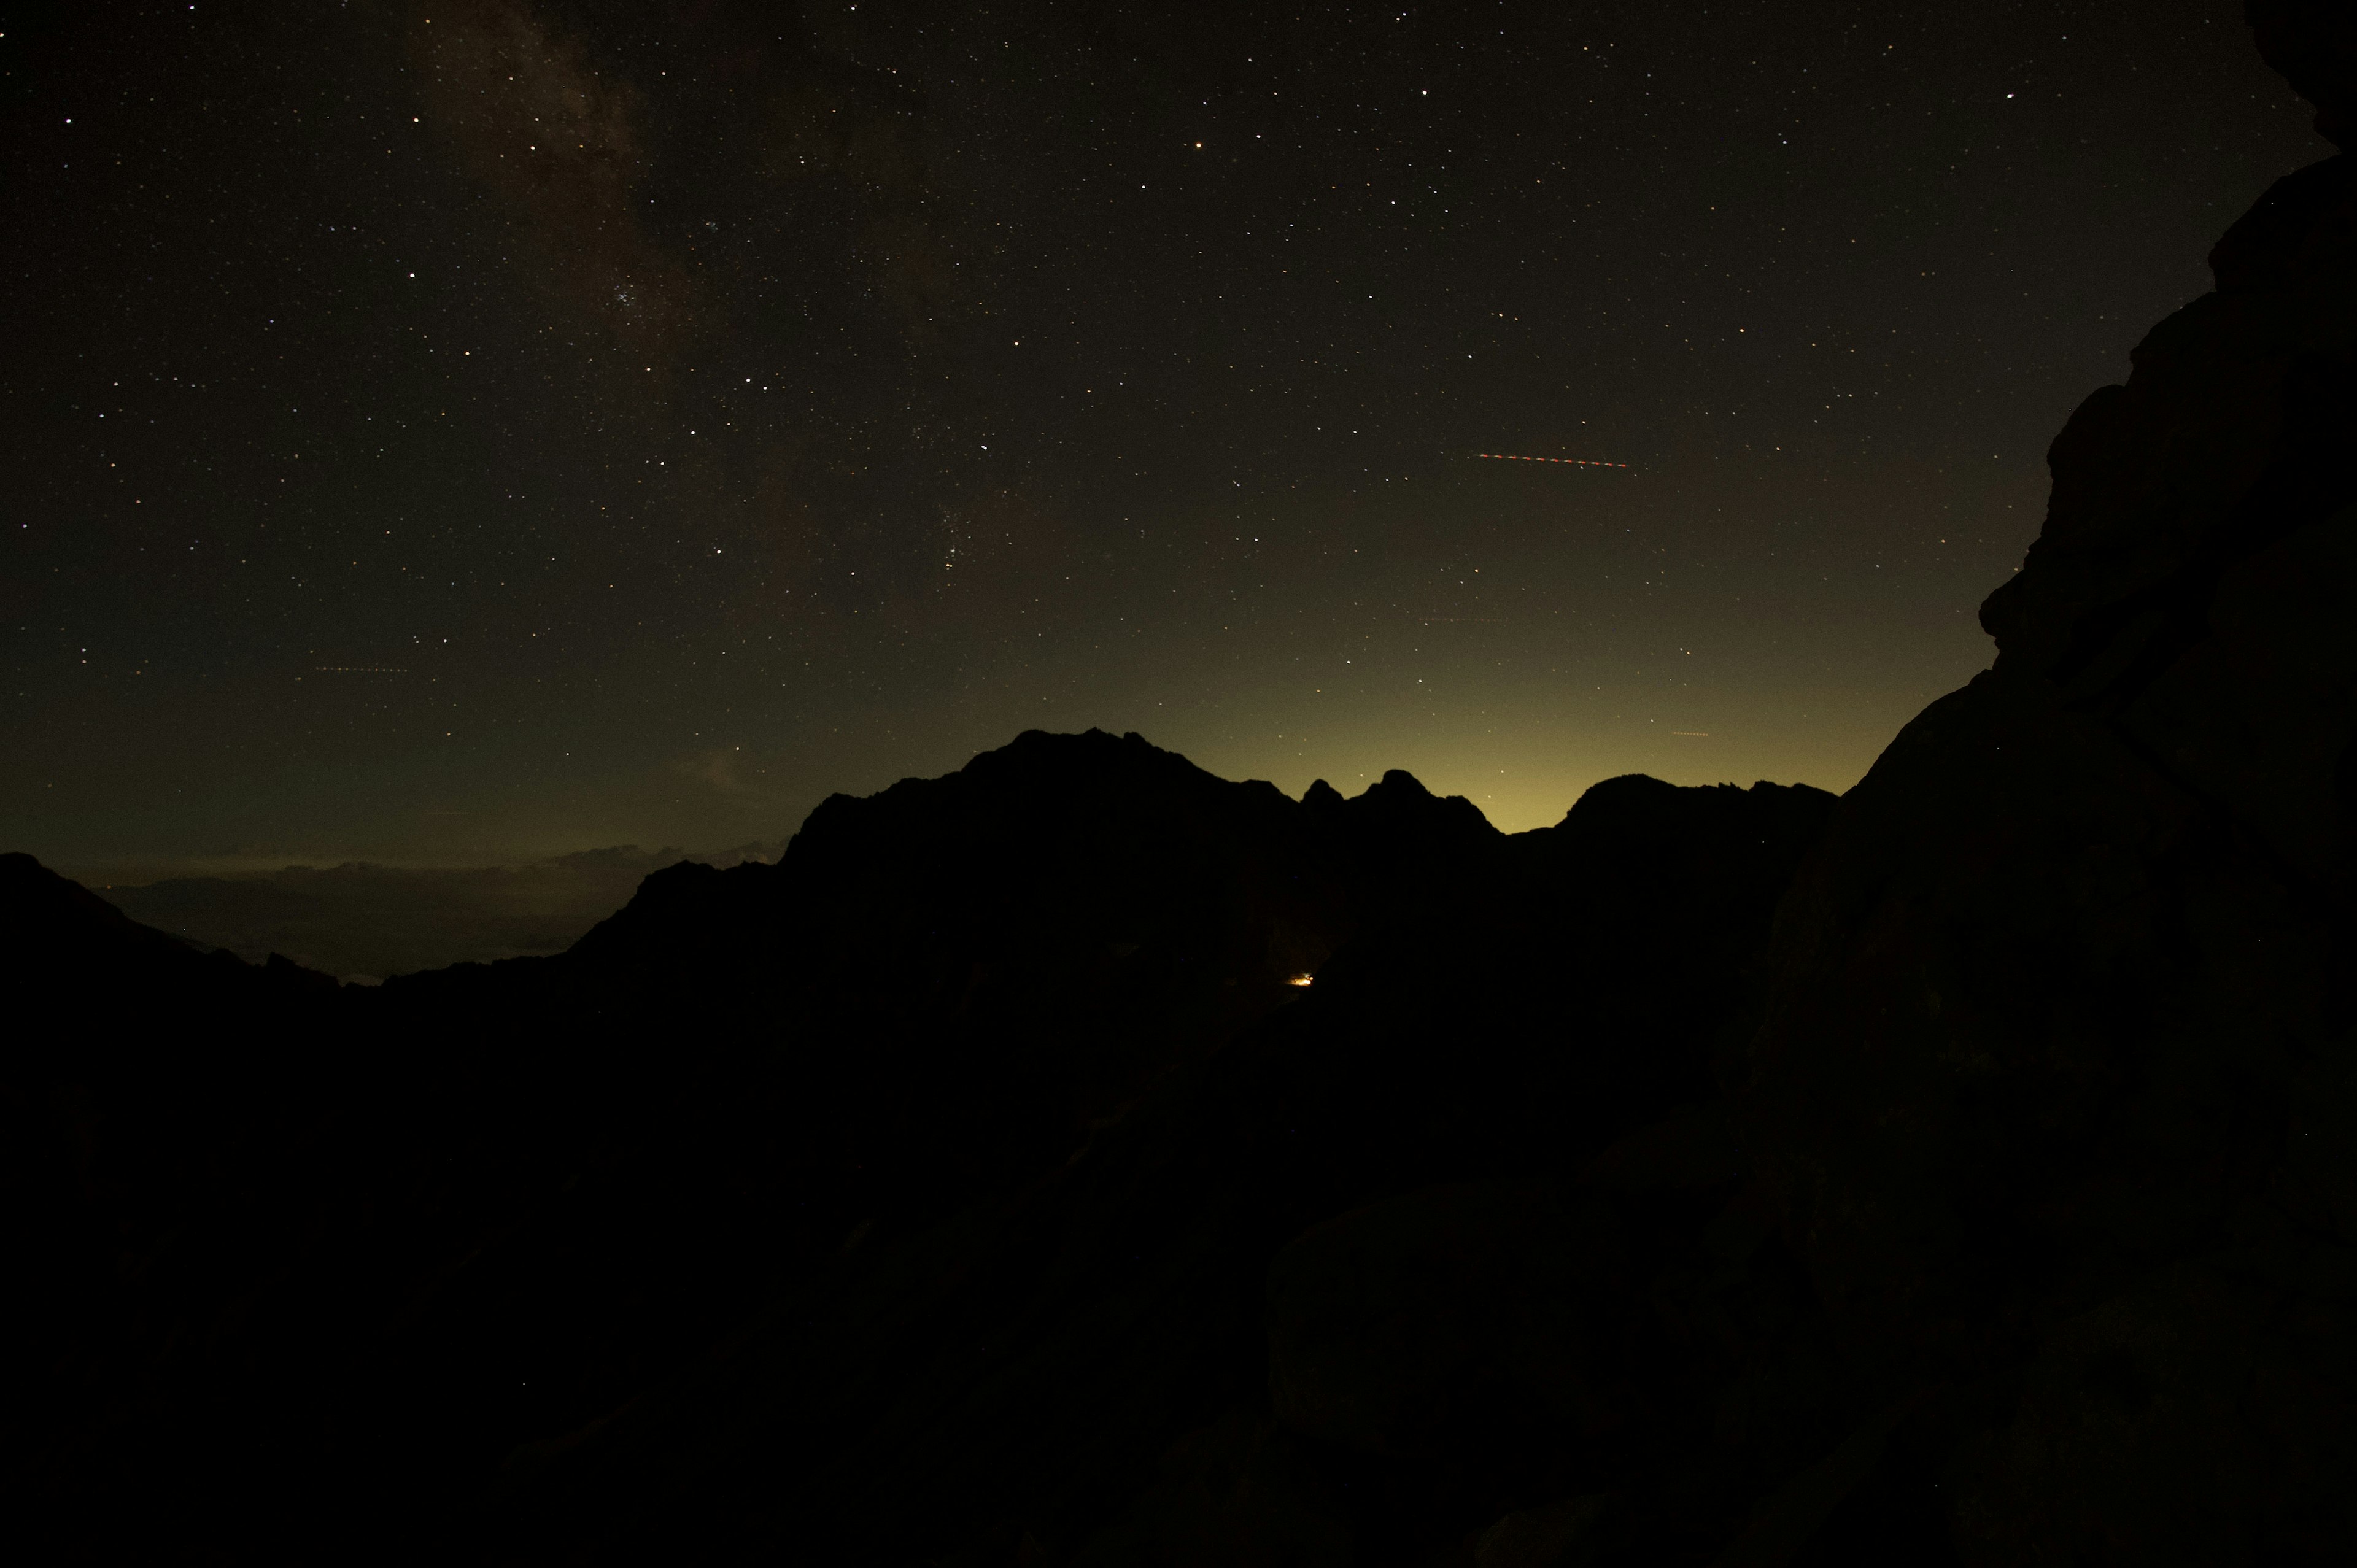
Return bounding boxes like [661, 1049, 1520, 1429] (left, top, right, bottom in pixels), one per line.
[5, 740, 1837, 1564]
[9, 2, 2356, 1561]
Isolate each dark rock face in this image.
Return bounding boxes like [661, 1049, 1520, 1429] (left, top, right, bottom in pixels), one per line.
[4, 741, 1837, 1564]
[0, 731, 1567, 1562]
[475, 769, 1833, 1567]
[2248, 0, 2355, 150]
[1266, 1183, 1628, 1464]
[1, 854, 350, 1558]
[10, 9, 2351, 1564]
[1729, 7, 2357, 1559]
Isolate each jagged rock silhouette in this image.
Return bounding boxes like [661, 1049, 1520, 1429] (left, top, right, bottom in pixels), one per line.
[1729, 1, 2357, 1552]
[8, 5, 2352, 1562]
[3, 738, 1835, 1563]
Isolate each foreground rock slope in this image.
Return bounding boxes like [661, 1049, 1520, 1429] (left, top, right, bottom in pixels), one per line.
[1733, 128, 2357, 1568]
[4, 741, 1838, 1564]
[1727, 4, 2356, 1559]
[8, 5, 2353, 1561]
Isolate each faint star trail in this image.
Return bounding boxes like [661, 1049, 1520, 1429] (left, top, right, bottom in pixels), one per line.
[1475, 453, 1630, 468]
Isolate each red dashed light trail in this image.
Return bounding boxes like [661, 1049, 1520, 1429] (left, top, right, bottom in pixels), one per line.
[1476, 453, 1630, 468]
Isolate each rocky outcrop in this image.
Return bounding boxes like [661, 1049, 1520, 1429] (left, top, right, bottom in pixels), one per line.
[471, 770, 1834, 1567]
[12, 9, 2350, 1562]
[3, 731, 1593, 1563]
[1728, 3, 2357, 1559]
[0, 854, 350, 1560]
[1266, 1183, 1628, 1466]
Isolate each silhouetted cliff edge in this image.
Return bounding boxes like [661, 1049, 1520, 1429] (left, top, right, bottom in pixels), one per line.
[7, 4, 2353, 1562]
[4, 736, 1835, 1563]
[1727, 3, 2357, 1550]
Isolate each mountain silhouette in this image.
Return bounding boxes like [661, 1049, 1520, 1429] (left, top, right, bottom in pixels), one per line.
[4, 735, 1835, 1562]
[95, 843, 785, 981]
[9, 3, 2353, 1561]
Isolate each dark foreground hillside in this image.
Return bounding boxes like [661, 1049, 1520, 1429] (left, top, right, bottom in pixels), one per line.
[8, 3, 2355, 1561]
[0, 740, 1829, 1556]
[4, 741, 1835, 1564]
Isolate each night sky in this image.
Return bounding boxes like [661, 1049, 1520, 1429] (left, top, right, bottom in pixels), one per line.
[3, 0, 2326, 873]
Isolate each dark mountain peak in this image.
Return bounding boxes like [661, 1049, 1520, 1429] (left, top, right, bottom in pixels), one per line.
[2248, 0, 2356, 148]
[1288, 768, 1500, 921]
[1984, 17, 2354, 690]
[565, 854, 758, 962]
[1554, 771, 1832, 825]
[963, 723, 1183, 784]
[1338, 765, 1496, 841]
[786, 726, 1278, 868]
[1552, 770, 1681, 826]
[22, 9, 2347, 1526]
[1, 854, 341, 1092]
[1541, 773, 1836, 868]
[566, 728, 1296, 957]
[1368, 765, 1434, 799]
[2, 849, 196, 965]
[564, 733, 1527, 1003]
[17, 11, 2350, 1567]
[0, 850, 347, 1003]
[1730, 10, 2357, 1556]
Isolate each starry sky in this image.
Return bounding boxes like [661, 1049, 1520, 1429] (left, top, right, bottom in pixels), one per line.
[2, 0, 2327, 871]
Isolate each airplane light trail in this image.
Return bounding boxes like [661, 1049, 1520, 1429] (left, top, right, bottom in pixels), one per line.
[1476, 453, 1629, 467]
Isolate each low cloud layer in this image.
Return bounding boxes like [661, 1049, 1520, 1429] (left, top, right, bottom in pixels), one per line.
[102, 840, 784, 980]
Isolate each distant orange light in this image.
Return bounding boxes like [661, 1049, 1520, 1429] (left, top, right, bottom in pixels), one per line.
[1287, 973, 1314, 987]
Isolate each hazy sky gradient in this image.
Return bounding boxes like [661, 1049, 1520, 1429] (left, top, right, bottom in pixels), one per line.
[4, 0, 2327, 871]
